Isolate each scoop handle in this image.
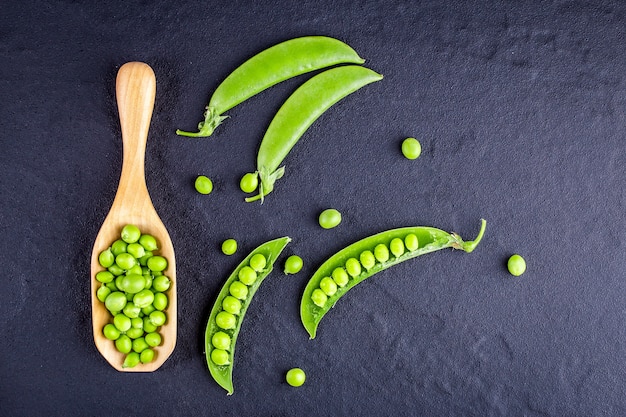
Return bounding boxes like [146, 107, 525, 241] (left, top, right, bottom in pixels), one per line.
[113, 62, 156, 211]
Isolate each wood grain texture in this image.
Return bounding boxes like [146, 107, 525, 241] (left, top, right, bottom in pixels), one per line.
[90, 62, 176, 372]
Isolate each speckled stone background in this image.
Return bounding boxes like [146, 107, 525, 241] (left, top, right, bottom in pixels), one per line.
[1, 0, 626, 415]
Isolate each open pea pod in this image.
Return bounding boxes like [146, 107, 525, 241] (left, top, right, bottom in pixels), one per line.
[300, 220, 486, 339]
[205, 236, 290, 395]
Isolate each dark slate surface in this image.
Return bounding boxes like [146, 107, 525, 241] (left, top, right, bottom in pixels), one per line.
[1, 1, 626, 415]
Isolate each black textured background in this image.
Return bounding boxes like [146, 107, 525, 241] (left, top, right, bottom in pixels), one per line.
[2, 1, 626, 416]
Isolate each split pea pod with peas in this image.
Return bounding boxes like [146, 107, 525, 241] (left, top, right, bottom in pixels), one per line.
[244, 65, 383, 202]
[176, 36, 366, 137]
[205, 237, 291, 395]
[300, 220, 487, 339]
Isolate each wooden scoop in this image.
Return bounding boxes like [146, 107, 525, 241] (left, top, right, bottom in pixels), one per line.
[90, 62, 176, 371]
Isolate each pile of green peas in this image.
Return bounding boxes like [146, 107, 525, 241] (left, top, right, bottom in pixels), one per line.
[310, 233, 419, 308]
[209, 252, 268, 366]
[95, 224, 171, 368]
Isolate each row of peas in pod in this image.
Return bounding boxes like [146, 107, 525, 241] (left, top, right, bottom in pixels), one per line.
[95, 224, 171, 368]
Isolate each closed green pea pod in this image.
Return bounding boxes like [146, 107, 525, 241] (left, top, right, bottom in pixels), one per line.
[301, 220, 487, 339]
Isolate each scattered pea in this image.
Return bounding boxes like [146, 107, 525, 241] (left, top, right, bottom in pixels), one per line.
[138, 234, 158, 251]
[507, 254, 526, 276]
[249, 253, 267, 272]
[120, 224, 141, 244]
[96, 271, 115, 284]
[284, 255, 303, 275]
[401, 137, 421, 160]
[390, 238, 405, 258]
[195, 175, 214, 194]
[96, 285, 111, 302]
[240, 172, 259, 193]
[127, 243, 145, 259]
[115, 335, 132, 354]
[145, 332, 162, 347]
[319, 277, 337, 296]
[126, 327, 144, 339]
[105, 292, 127, 313]
[123, 352, 141, 368]
[359, 250, 376, 270]
[222, 238, 237, 255]
[132, 337, 149, 353]
[111, 240, 128, 256]
[153, 292, 168, 311]
[331, 267, 349, 287]
[286, 368, 306, 387]
[133, 289, 155, 309]
[152, 275, 171, 292]
[318, 208, 342, 229]
[103, 324, 121, 341]
[149, 311, 167, 327]
[140, 348, 155, 364]
[147, 255, 168, 272]
[113, 315, 132, 334]
[98, 248, 115, 268]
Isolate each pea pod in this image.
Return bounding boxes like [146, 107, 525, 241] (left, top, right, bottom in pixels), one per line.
[300, 220, 486, 339]
[245, 65, 383, 202]
[176, 36, 366, 137]
[205, 236, 291, 394]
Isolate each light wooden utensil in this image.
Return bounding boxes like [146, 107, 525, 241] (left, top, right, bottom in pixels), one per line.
[90, 62, 176, 371]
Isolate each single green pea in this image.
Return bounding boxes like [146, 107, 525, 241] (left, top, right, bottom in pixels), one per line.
[311, 289, 328, 307]
[141, 304, 156, 316]
[319, 277, 337, 296]
[115, 253, 136, 270]
[107, 264, 125, 276]
[390, 238, 405, 258]
[121, 274, 146, 294]
[139, 234, 158, 251]
[222, 296, 242, 315]
[284, 255, 303, 275]
[240, 172, 259, 193]
[111, 239, 128, 257]
[147, 256, 168, 272]
[507, 254, 526, 276]
[286, 368, 306, 387]
[215, 311, 237, 330]
[359, 250, 376, 270]
[103, 323, 121, 341]
[126, 265, 143, 276]
[127, 243, 145, 259]
[143, 317, 158, 333]
[404, 234, 419, 251]
[222, 239, 237, 255]
[96, 270, 115, 284]
[98, 248, 115, 268]
[211, 349, 230, 366]
[96, 285, 111, 303]
[238, 266, 257, 286]
[331, 267, 349, 287]
[122, 302, 141, 319]
[195, 175, 214, 195]
[105, 292, 127, 313]
[153, 292, 168, 311]
[145, 332, 162, 347]
[211, 331, 231, 350]
[401, 137, 421, 160]
[345, 258, 361, 277]
[105, 282, 118, 292]
[229, 281, 249, 300]
[249, 253, 267, 272]
[149, 311, 167, 327]
[138, 252, 153, 266]
[131, 317, 144, 329]
[140, 348, 155, 364]
[115, 335, 132, 354]
[152, 275, 171, 292]
[126, 327, 144, 339]
[374, 243, 390, 263]
[123, 352, 141, 368]
[133, 289, 155, 309]
[319, 208, 342, 229]
[121, 224, 141, 244]
[132, 337, 150, 353]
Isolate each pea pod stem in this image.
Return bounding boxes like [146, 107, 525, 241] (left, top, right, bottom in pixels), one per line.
[205, 237, 290, 395]
[300, 219, 486, 339]
[176, 36, 366, 137]
[245, 65, 383, 203]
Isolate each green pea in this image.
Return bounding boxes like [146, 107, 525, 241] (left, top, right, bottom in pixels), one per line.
[404, 234, 419, 251]
[132, 337, 149, 353]
[240, 172, 259, 193]
[319, 277, 337, 296]
[126, 327, 144, 339]
[359, 250, 376, 270]
[115, 335, 132, 354]
[284, 255, 303, 275]
[195, 175, 214, 194]
[401, 137, 421, 160]
[103, 323, 121, 341]
[345, 258, 361, 277]
[123, 352, 140, 368]
[96, 271, 114, 284]
[153, 292, 168, 311]
[125, 292, 135, 301]
[390, 238, 405, 258]
[126, 265, 143, 276]
[140, 348, 155, 364]
[507, 254, 526, 276]
[96, 285, 111, 303]
[121, 224, 141, 244]
[229, 281, 249, 300]
[215, 311, 237, 330]
[211, 331, 231, 350]
[374, 244, 390, 263]
[145, 332, 162, 347]
[107, 264, 125, 276]
[127, 243, 145, 259]
[331, 267, 349, 287]
[120, 274, 146, 294]
[149, 311, 167, 327]
[98, 248, 115, 268]
[131, 317, 144, 329]
[238, 266, 257, 286]
[147, 256, 168, 272]
[222, 296, 242, 315]
[286, 368, 306, 387]
[211, 349, 230, 366]
[143, 317, 158, 333]
[141, 304, 156, 316]
[318, 208, 342, 229]
[105, 282, 118, 292]
[311, 289, 328, 307]
[139, 234, 158, 251]
[133, 289, 155, 309]
[122, 302, 141, 319]
[111, 239, 128, 257]
[152, 275, 171, 292]
[249, 254, 267, 272]
[115, 253, 136, 270]
[104, 292, 127, 313]
[138, 252, 153, 266]
[221, 239, 237, 255]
